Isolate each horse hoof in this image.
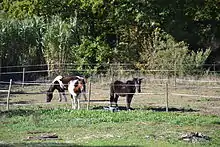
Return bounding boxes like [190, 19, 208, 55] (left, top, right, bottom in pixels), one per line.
[109, 106, 120, 112]
[127, 108, 134, 111]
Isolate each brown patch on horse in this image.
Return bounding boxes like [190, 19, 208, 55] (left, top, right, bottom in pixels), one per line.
[60, 76, 84, 89]
[61, 77, 76, 84]
[73, 80, 83, 93]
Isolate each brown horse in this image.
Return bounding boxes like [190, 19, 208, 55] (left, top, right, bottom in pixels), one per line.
[110, 78, 143, 110]
[46, 75, 87, 103]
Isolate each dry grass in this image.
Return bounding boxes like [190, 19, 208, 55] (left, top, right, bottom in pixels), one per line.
[1, 76, 220, 116]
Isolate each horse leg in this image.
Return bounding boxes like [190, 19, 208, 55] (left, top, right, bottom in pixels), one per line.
[77, 97, 80, 110]
[71, 95, 76, 109]
[114, 94, 119, 107]
[126, 95, 133, 110]
[62, 92, 68, 102]
[110, 93, 115, 107]
[58, 89, 65, 102]
[58, 92, 62, 102]
[77, 94, 81, 110]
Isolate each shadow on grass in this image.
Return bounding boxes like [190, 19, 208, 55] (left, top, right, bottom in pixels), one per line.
[92, 106, 128, 111]
[92, 106, 199, 113]
[142, 107, 199, 112]
[0, 109, 36, 117]
[0, 100, 33, 105]
[213, 121, 220, 125]
[0, 143, 139, 147]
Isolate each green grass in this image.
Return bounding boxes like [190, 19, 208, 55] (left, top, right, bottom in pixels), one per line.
[0, 106, 220, 147]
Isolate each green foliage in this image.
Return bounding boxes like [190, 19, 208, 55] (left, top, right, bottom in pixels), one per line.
[1, 0, 80, 19]
[42, 16, 77, 72]
[80, 0, 104, 13]
[71, 37, 113, 75]
[0, 17, 45, 67]
[138, 28, 211, 76]
[2, 0, 37, 19]
[0, 0, 219, 78]
[180, 49, 211, 76]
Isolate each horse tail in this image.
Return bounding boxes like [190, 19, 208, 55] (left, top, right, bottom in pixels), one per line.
[110, 83, 116, 100]
[109, 83, 114, 96]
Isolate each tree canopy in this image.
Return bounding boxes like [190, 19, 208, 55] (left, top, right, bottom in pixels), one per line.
[0, 0, 220, 78]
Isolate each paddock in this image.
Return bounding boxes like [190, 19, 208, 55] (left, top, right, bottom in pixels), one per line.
[1, 74, 220, 116]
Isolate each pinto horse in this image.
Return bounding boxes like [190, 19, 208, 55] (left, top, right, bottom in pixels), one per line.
[46, 75, 87, 103]
[68, 78, 85, 109]
[110, 78, 143, 110]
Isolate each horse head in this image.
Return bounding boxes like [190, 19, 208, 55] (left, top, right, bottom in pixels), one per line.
[46, 90, 53, 102]
[73, 79, 84, 94]
[46, 81, 63, 102]
[75, 76, 86, 93]
[133, 78, 143, 93]
[68, 78, 85, 97]
[46, 83, 57, 102]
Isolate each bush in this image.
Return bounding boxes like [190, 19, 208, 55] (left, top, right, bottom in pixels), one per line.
[138, 27, 211, 76]
[70, 37, 113, 76]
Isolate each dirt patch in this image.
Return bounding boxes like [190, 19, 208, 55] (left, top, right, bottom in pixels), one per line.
[23, 133, 61, 141]
[179, 132, 211, 143]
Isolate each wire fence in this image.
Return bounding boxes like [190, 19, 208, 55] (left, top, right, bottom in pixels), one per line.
[1, 63, 220, 80]
[0, 64, 220, 113]
[0, 76, 220, 112]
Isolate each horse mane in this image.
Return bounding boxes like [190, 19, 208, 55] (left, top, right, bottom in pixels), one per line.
[126, 80, 135, 84]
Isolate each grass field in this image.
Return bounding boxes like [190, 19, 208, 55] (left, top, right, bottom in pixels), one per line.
[1, 106, 220, 147]
[0, 76, 220, 146]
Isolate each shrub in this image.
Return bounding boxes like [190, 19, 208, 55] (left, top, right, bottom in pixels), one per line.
[138, 27, 211, 76]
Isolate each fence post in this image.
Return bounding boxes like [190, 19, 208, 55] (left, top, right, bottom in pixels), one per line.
[6, 79, 12, 111]
[47, 62, 50, 78]
[110, 65, 113, 82]
[22, 68, 25, 87]
[214, 62, 216, 78]
[165, 82, 169, 112]
[174, 62, 177, 87]
[87, 79, 92, 110]
[0, 61, 1, 81]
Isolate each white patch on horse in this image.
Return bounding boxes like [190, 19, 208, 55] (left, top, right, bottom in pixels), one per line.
[52, 75, 64, 89]
[76, 76, 84, 80]
[68, 79, 83, 96]
[68, 79, 84, 109]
